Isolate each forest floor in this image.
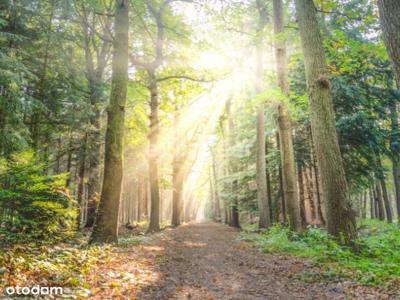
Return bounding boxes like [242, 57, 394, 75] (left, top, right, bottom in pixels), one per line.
[1, 222, 397, 299]
[86, 222, 394, 299]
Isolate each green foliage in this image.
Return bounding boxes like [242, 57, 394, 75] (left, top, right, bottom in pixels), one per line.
[0, 152, 76, 244]
[240, 220, 400, 287]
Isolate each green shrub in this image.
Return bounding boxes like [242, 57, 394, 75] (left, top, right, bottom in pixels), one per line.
[239, 221, 400, 287]
[0, 151, 76, 244]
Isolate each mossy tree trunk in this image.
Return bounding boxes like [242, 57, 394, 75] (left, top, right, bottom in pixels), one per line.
[378, 0, 400, 222]
[90, 0, 129, 244]
[294, 0, 356, 243]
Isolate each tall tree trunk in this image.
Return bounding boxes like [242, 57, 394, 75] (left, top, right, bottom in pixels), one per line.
[305, 166, 316, 221]
[77, 133, 88, 228]
[137, 178, 142, 222]
[256, 104, 270, 228]
[276, 132, 286, 223]
[389, 101, 400, 222]
[376, 155, 393, 223]
[171, 156, 183, 227]
[226, 99, 240, 228]
[211, 150, 221, 221]
[375, 182, 385, 221]
[378, 0, 400, 86]
[278, 106, 302, 231]
[65, 133, 73, 187]
[297, 163, 307, 226]
[273, 0, 302, 232]
[147, 73, 161, 232]
[362, 191, 367, 219]
[254, 27, 270, 228]
[265, 140, 273, 222]
[90, 0, 129, 244]
[378, 0, 400, 223]
[310, 134, 325, 225]
[370, 187, 375, 219]
[295, 0, 356, 243]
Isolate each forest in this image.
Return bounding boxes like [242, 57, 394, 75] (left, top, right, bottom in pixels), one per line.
[0, 0, 400, 298]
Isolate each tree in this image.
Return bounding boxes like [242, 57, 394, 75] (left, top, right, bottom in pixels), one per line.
[294, 0, 356, 243]
[378, 0, 400, 222]
[254, 0, 271, 229]
[273, 0, 302, 232]
[90, 0, 129, 244]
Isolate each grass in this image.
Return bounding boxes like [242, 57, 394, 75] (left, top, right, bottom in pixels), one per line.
[239, 219, 400, 288]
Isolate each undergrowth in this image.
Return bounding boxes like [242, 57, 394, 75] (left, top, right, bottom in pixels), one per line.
[239, 219, 400, 288]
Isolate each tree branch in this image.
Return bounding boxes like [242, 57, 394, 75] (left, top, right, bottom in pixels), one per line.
[156, 75, 215, 83]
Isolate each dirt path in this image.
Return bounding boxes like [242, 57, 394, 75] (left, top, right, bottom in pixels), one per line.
[133, 222, 346, 300]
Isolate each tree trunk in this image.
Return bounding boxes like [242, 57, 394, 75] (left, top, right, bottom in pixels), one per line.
[278, 106, 302, 231]
[77, 133, 88, 228]
[273, 0, 302, 232]
[305, 165, 316, 221]
[276, 132, 286, 223]
[256, 104, 271, 228]
[265, 147, 273, 222]
[389, 102, 400, 222]
[311, 135, 326, 225]
[147, 73, 161, 232]
[90, 0, 129, 244]
[370, 188, 375, 219]
[226, 99, 240, 228]
[171, 156, 183, 227]
[374, 152, 393, 222]
[211, 150, 221, 221]
[297, 163, 307, 226]
[65, 134, 73, 187]
[295, 0, 356, 243]
[254, 19, 270, 229]
[377, 166, 393, 223]
[378, 0, 400, 223]
[362, 191, 367, 219]
[375, 182, 385, 221]
[378, 0, 400, 86]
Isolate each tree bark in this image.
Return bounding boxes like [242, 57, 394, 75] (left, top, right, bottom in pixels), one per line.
[295, 0, 356, 243]
[90, 0, 129, 243]
[389, 103, 400, 222]
[361, 191, 367, 219]
[369, 187, 375, 219]
[256, 104, 271, 228]
[278, 106, 302, 231]
[211, 149, 221, 221]
[171, 156, 184, 227]
[375, 182, 385, 221]
[147, 73, 161, 232]
[273, 0, 301, 230]
[276, 132, 286, 223]
[378, 0, 400, 86]
[254, 17, 271, 229]
[297, 163, 307, 227]
[376, 155, 393, 223]
[226, 99, 240, 228]
[77, 133, 88, 228]
[378, 0, 400, 223]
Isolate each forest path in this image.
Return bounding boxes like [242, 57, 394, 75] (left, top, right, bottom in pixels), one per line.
[132, 222, 345, 300]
